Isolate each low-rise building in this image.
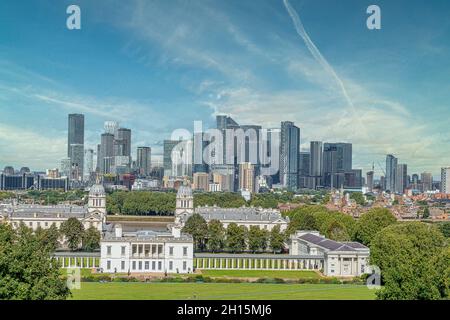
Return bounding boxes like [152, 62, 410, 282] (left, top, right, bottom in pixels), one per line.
[289, 231, 370, 277]
[100, 224, 194, 274]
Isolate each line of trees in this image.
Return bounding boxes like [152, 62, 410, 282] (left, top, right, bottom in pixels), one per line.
[182, 214, 286, 253]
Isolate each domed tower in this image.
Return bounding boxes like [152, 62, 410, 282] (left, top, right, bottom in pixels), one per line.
[88, 183, 106, 222]
[175, 184, 194, 216]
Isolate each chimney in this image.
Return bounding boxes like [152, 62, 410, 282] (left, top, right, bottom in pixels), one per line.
[172, 225, 181, 238]
[115, 224, 123, 238]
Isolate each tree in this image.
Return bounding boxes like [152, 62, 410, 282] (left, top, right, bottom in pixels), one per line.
[207, 220, 225, 252]
[349, 192, 366, 206]
[82, 227, 101, 251]
[370, 222, 448, 300]
[325, 220, 350, 241]
[182, 213, 208, 251]
[354, 208, 397, 246]
[226, 223, 247, 253]
[248, 226, 268, 253]
[438, 222, 450, 238]
[422, 207, 430, 219]
[35, 223, 60, 251]
[269, 225, 285, 253]
[60, 217, 85, 251]
[0, 224, 70, 300]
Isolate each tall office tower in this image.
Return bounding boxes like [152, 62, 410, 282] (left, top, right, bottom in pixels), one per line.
[115, 128, 132, 157]
[380, 176, 386, 190]
[366, 171, 374, 192]
[322, 142, 352, 189]
[411, 173, 419, 190]
[279, 121, 300, 191]
[298, 151, 310, 188]
[67, 114, 84, 156]
[421, 172, 433, 192]
[172, 139, 193, 177]
[216, 115, 261, 170]
[239, 162, 255, 193]
[83, 149, 94, 181]
[344, 169, 363, 188]
[67, 114, 84, 178]
[385, 154, 398, 192]
[136, 147, 152, 176]
[193, 172, 209, 191]
[309, 141, 323, 189]
[163, 140, 179, 177]
[211, 164, 235, 192]
[60, 158, 71, 177]
[100, 133, 114, 174]
[104, 121, 119, 135]
[441, 167, 450, 194]
[69, 143, 84, 180]
[395, 164, 407, 194]
[193, 131, 209, 174]
[19, 167, 30, 174]
[264, 128, 281, 184]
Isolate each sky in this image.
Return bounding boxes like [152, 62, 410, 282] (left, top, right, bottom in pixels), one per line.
[0, 0, 449, 178]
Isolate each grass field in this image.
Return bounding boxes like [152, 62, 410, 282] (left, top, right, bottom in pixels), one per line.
[199, 270, 321, 279]
[70, 282, 375, 300]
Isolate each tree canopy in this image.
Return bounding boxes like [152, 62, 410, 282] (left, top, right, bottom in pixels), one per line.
[354, 208, 397, 246]
[0, 224, 70, 300]
[60, 217, 85, 251]
[370, 222, 449, 300]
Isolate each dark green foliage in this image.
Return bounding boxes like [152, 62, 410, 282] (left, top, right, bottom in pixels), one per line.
[248, 226, 269, 253]
[0, 224, 70, 300]
[60, 217, 85, 251]
[226, 223, 247, 253]
[82, 227, 101, 252]
[206, 220, 226, 252]
[182, 213, 208, 251]
[269, 225, 286, 253]
[354, 208, 397, 246]
[370, 222, 449, 300]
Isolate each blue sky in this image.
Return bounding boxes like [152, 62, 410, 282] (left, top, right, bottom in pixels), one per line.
[0, 0, 449, 178]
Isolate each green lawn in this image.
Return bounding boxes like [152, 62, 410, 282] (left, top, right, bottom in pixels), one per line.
[70, 282, 375, 300]
[200, 269, 321, 279]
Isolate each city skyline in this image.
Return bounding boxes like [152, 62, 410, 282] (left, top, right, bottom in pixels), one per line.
[1, 0, 450, 176]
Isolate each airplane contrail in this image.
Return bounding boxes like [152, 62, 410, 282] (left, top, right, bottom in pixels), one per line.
[283, 0, 367, 137]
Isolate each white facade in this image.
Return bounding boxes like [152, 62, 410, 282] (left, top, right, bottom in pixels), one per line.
[289, 231, 370, 277]
[100, 225, 194, 274]
[1, 183, 106, 232]
[441, 167, 450, 194]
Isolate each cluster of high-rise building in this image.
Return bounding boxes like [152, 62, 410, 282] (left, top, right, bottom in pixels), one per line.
[2, 113, 450, 196]
[376, 154, 441, 194]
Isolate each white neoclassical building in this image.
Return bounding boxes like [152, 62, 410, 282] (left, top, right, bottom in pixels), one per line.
[289, 231, 370, 277]
[174, 184, 289, 231]
[100, 224, 194, 274]
[0, 183, 107, 232]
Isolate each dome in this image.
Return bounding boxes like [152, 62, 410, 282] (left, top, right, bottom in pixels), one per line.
[89, 184, 105, 196]
[177, 185, 192, 198]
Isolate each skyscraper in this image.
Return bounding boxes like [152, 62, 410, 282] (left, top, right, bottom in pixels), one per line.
[84, 149, 94, 181]
[279, 121, 300, 191]
[395, 164, 407, 194]
[366, 171, 374, 192]
[309, 141, 323, 189]
[441, 167, 450, 194]
[322, 142, 352, 188]
[385, 154, 398, 192]
[136, 147, 152, 176]
[239, 162, 255, 193]
[163, 140, 179, 177]
[100, 133, 114, 174]
[67, 114, 84, 179]
[421, 172, 433, 192]
[298, 151, 310, 188]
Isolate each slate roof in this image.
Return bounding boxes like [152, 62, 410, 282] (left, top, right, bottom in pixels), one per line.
[194, 206, 288, 223]
[2, 204, 92, 219]
[298, 233, 368, 252]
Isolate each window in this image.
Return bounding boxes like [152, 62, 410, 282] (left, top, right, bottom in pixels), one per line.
[45, 222, 48, 227]
[121, 261, 125, 270]
[138, 261, 142, 270]
[107, 246, 112, 255]
[37, 222, 41, 227]
[183, 261, 187, 271]
[132, 244, 137, 255]
[169, 261, 173, 270]
[121, 246, 126, 256]
[29, 222, 32, 227]
[132, 261, 136, 270]
[158, 261, 162, 270]
[144, 244, 150, 256]
[169, 246, 174, 256]
[183, 247, 188, 256]
[107, 260, 111, 270]
[152, 261, 156, 270]
[145, 261, 149, 270]
[158, 245, 163, 255]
